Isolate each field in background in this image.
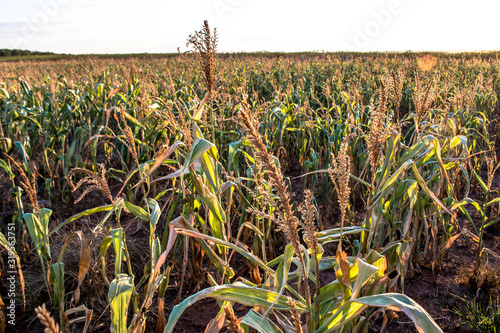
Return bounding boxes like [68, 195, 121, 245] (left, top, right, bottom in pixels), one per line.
[1, 50, 500, 62]
[0, 50, 499, 332]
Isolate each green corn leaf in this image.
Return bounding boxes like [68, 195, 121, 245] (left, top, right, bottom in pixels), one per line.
[111, 228, 125, 276]
[353, 293, 443, 333]
[163, 283, 306, 333]
[199, 144, 220, 190]
[370, 160, 412, 209]
[50, 262, 65, 308]
[241, 309, 283, 333]
[190, 172, 226, 241]
[483, 217, 500, 229]
[147, 198, 161, 229]
[411, 162, 452, 217]
[121, 109, 144, 129]
[398, 135, 435, 165]
[315, 299, 365, 332]
[23, 212, 51, 260]
[472, 169, 489, 194]
[403, 181, 419, 236]
[350, 258, 380, 299]
[109, 274, 134, 333]
[190, 92, 209, 122]
[100, 236, 113, 282]
[132, 141, 185, 189]
[14, 141, 31, 174]
[51, 204, 114, 235]
[317, 293, 442, 333]
[316, 226, 366, 244]
[486, 197, 500, 207]
[0, 159, 14, 179]
[377, 131, 400, 186]
[293, 169, 371, 189]
[176, 228, 273, 276]
[171, 216, 235, 278]
[181, 138, 216, 178]
[124, 201, 150, 221]
[268, 244, 295, 315]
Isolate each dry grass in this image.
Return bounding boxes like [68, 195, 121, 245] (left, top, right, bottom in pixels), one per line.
[67, 163, 113, 204]
[223, 305, 244, 333]
[298, 189, 319, 252]
[237, 100, 313, 330]
[237, 102, 300, 250]
[329, 134, 353, 231]
[414, 75, 437, 123]
[35, 304, 59, 333]
[486, 149, 499, 189]
[390, 69, 405, 118]
[367, 79, 392, 183]
[187, 20, 218, 97]
[115, 109, 139, 167]
[5, 155, 39, 213]
[287, 297, 303, 333]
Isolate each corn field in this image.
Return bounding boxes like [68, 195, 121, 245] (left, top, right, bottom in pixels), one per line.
[0, 24, 500, 333]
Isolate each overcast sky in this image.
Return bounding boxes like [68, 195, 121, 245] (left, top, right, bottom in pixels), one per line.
[0, 0, 497, 54]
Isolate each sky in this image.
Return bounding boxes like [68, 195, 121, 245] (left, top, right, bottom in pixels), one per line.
[0, 0, 498, 54]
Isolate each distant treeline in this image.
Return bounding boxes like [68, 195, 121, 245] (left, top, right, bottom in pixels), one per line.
[1, 48, 499, 62]
[0, 49, 56, 57]
[216, 50, 500, 61]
